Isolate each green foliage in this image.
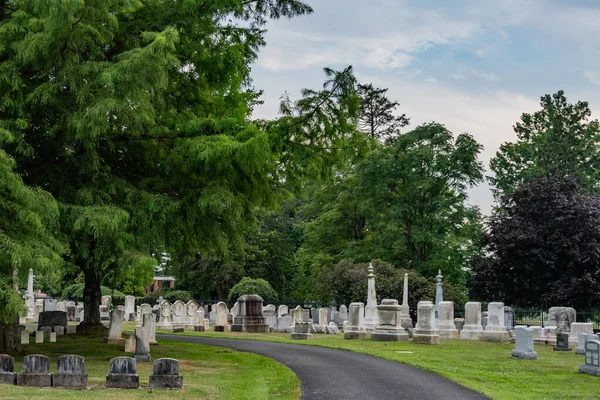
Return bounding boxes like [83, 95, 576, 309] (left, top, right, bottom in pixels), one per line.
[357, 83, 409, 141]
[317, 259, 468, 306]
[228, 277, 278, 303]
[490, 90, 600, 199]
[61, 283, 124, 303]
[1, 0, 317, 324]
[0, 280, 26, 324]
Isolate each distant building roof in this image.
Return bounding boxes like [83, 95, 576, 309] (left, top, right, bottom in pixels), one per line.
[153, 276, 176, 281]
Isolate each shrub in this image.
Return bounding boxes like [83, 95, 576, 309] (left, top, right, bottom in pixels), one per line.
[61, 283, 125, 303]
[228, 277, 278, 303]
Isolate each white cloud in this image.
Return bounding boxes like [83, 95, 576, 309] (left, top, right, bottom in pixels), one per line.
[424, 76, 437, 83]
[585, 71, 600, 86]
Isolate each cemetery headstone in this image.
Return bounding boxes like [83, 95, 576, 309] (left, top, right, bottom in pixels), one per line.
[50, 332, 56, 343]
[510, 326, 538, 360]
[215, 301, 230, 330]
[39, 326, 52, 340]
[21, 330, 29, 345]
[263, 304, 277, 330]
[53, 355, 87, 388]
[576, 333, 600, 355]
[38, 311, 67, 330]
[436, 301, 458, 339]
[569, 322, 593, 344]
[157, 301, 173, 329]
[35, 330, 43, 344]
[171, 300, 186, 327]
[17, 355, 52, 387]
[149, 358, 183, 389]
[400, 273, 412, 328]
[66, 326, 77, 335]
[319, 308, 328, 330]
[548, 306, 576, 334]
[302, 309, 310, 323]
[56, 302, 65, 312]
[125, 334, 136, 353]
[231, 295, 270, 333]
[460, 302, 484, 340]
[0, 355, 16, 385]
[104, 309, 125, 345]
[278, 305, 289, 318]
[106, 357, 139, 389]
[134, 333, 151, 362]
[326, 322, 340, 334]
[413, 301, 440, 345]
[124, 296, 136, 321]
[579, 340, 600, 376]
[44, 299, 57, 312]
[553, 332, 572, 351]
[483, 302, 509, 342]
[291, 322, 313, 340]
[371, 299, 408, 342]
[185, 301, 199, 330]
[364, 263, 379, 333]
[344, 302, 368, 340]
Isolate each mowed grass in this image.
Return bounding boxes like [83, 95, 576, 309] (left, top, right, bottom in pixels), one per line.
[0, 333, 300, 400]
[155, 327, 600, 400]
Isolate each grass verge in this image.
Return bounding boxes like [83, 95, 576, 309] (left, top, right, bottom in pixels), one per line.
[0, 333, 300, 400]
[152, 327, 600, 400]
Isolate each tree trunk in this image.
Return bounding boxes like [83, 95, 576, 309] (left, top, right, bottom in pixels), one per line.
[0, 324, 22, 354]
[81, 268, 102, 327]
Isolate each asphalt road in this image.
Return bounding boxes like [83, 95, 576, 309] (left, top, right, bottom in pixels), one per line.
[158, 334, 488, 400]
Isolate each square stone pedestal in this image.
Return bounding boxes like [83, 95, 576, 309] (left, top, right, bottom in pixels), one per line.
[413, 334, 440, 345]
[106, 374, 139, 388]
[17, 373, 52, 387]
[149, 374, 183, 389]
[460, 329, 484, 340]
[344, 331, 368, 340]
[371, 330, 408, 342]
[0, 372, 16, 385]
[53, 373, 88, 388]
[291, 332, 313, 340]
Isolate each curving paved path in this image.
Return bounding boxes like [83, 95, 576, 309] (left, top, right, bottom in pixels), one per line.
[157, 334, 488, 400]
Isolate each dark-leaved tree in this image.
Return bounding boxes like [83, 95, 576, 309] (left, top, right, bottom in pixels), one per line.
[357, 83, 409, 141]
[470, 176, 600, 309]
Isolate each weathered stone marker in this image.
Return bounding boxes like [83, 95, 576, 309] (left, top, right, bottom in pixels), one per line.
[104, 309, 125, 345]
[290, 321, 313, 340]
[510, 326, 537, 360]
[106, 357, 139, 389]
[553, 332, 572, 351]
[125, 334, 136, 353]
[149, 358, 183, 389]
[548, 306, 576, 334]
[17, 354, 52, 387]
[326, 322, 340, 335]
[436, 301, 458, 339]
[0, 355, 16, 385]
[38, 311, 67, 330]
[35, 330, 44, 344]
[231, 295, 270, 333]
[579, 340, 600, 376]
[344, 302, 368, 340]
[483, 302, 509, 342]
[53, 355, 87, 388]
[413, 301, 440, 345]
[371, 299, 408, 342]
[576, 333, 599, 355]
[459, 302, 484, 340]
[20, 330, 29, 345]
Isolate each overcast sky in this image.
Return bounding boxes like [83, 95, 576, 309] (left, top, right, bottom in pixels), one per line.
[249, 0, 600, 214]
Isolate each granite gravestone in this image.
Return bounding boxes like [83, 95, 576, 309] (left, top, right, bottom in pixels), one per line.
[436, 301, 458, 339]
[106, 357, 139, 388]
[576, 333, 599, 355]
[344, 302, 368, 340]
[553, 332, 572, 351]
[290, 322, 312, 340]
[371, 299, 408, 342]
[510, 326, 537, 360]
[53, 355, 87, 388]
[17, 355, 52, 387]
[231, 295, 270, 333]
[579, 340, 600, 376]
[460, 302, 484, 340]
[0, 355, 16, 385]
[483, 302, 509, 342]
[548, 307, 576, 334]
[104, 309, 125, 345]
[149, 358, 183, 389]
[413, 301, 440, 345]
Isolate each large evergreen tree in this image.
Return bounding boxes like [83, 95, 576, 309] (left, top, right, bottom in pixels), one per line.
[0, 0, 315, 327]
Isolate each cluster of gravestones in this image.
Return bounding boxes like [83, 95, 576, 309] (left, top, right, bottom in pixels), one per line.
[0, 354, 182, 389]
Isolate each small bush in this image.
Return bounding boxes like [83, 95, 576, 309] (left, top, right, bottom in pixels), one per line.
[61, 283, 125, 303]
[228, 277, 278, 303]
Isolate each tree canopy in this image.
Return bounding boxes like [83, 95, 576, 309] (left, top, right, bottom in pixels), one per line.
[490, 90, 600, 199]
[470, 175, 600, 309]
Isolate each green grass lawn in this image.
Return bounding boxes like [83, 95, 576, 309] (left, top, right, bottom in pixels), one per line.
[0, 333, 300, 400]
[153, 327, 600, 400]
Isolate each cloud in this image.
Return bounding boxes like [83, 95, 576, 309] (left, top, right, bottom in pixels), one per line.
[424, 76, 438, 83]
[585, 71, 600, 86]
